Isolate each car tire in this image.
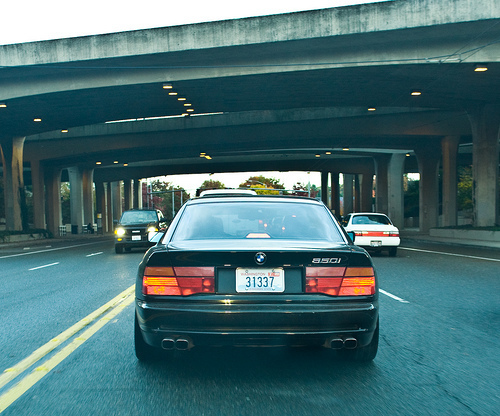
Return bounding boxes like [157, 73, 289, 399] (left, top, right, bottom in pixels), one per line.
[388, 247, 397, 257]
[344, 319, 379, 362]
[115, 245, 124, 254]
[134, 314, 162, 361]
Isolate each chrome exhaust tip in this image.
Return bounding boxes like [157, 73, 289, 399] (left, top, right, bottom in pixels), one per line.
[330, 339, 344, 350]
[344, 338, 358, 349]
[161, 338, 175, 350]
[175, 339, 190, 351]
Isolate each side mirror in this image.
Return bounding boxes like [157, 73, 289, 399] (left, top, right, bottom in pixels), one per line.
[347, 231, 355, 243]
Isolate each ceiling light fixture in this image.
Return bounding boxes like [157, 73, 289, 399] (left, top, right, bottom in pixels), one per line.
[326, 151, 332, 155]
[474, 64, 488, 72]
[163, 83, 173, 89]
[114, 161, 119, 164]
[177, 97, 187, 101]
[205, 155, 212, 160]
[186, 108, 194, 112]
[184, 103, 192, 107]
[96, 161, 102, 165]
[411, 91, 422, 96]
[168, 92, 178, 96]
[343, 147, 350, 151]
[61, 129, 68, 133]
[406, 153, 411, 157]
[34, 118, 42, 122]
[368, 107, 376, 111]
[315, 154, 321, 158]
[0, 103, 6, 108]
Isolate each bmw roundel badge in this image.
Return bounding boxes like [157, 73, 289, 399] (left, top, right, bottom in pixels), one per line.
[255, 252, 267, 265]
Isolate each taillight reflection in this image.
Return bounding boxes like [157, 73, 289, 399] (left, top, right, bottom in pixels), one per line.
[306, 266, 375, 296]
[143, 266, 215, 296]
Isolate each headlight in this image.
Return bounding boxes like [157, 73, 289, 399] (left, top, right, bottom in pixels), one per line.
[147, 226, 158, 233]
[115, 228, 126, 236]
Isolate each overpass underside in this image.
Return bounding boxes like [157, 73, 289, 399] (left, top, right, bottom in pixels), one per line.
[0, 0, 499, 234]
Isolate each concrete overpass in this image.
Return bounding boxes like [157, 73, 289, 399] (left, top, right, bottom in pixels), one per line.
[0, 0, 499, 236]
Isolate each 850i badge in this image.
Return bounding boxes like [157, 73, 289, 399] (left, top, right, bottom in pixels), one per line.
[312, 258, 342, 264]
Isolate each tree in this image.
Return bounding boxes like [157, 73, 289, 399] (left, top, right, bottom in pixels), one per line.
[142, 179, 190, 221]
[457, 166, 473, 213]
[239, 175, 286, 195]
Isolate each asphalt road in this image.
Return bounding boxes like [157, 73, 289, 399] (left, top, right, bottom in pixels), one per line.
[0, 238, 498, 416]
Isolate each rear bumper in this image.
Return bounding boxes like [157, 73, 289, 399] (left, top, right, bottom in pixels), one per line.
[136, 296, 378, 349]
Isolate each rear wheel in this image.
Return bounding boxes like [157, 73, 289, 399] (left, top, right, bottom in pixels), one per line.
[344, 319, 379, 362]
[388, 247, 397, 257]
[134, 314, 162, 361]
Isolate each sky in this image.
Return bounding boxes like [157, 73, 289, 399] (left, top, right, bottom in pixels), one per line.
[1, 0, 385, 191]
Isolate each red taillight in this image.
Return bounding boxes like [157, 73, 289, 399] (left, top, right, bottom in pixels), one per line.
[305, 266, 375, 296]
[354, 231, 398, 237]
[143, 266, 215, 296]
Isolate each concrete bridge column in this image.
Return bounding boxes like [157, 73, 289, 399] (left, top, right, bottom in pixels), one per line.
[467, 105, 500, 227]
[68, 167, 84, 234]
[441, 136, 460, 227]
[123, 179, 133, 211]
[111, 181, 122, 222]
[415, 145, 441, 233]
[45, 167, 62, 236]
[354, 175, 361, 212]
[0, 137, 26, 231]
[360, 166, 375, 212]
[388, 153, 405, 230]
[321, 172, 329, 206]
[82, 168, 94, 229]
[30, 159, 46, 229]
[95, 181, 106, 233]
[375, 155, 390, 215]
[330, 172, 340, 219]
[106, 182, 113, 232]
[343, 174, 354, 216]
[133, 179, 142, 209]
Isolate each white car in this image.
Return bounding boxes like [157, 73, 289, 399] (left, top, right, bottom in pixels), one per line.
[343, 212, 400, 256]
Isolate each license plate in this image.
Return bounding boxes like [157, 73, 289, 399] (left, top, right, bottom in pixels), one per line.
[236, 268, 285, 292]
[370, 240, 382, 247]
[132, 235, 141, 241]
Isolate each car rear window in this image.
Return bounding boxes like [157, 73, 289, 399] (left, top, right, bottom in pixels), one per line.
[172, 201, 344, 242]
[120, 211, 158, 224]
[352, 215, 391, 225]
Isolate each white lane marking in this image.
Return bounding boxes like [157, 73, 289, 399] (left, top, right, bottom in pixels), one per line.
[0, 241, 106, 259]
[28, 262, 60, 271]
[379, 289, 410, 303]
[399, 247, 500, 262]
[86, 252, 103, 257]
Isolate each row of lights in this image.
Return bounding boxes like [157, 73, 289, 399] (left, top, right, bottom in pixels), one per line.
[95, 160, 129, 166]
[314, 149, 412, 158]
[162, 83, 195, 115]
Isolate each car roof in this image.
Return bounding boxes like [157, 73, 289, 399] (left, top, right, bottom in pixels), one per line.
[188, 195, 323, 205]
[199, 189, 257, 197]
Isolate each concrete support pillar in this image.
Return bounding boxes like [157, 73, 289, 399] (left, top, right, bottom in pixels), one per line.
[441, 136, 460, 227]
[375, 155, 391, 215]
[30, 159, 46, 229]
[82, 168, 94, 228]
[388, 153, 406, 230]
[68, 167, 84, 234]
[0, 137, 26, 231]
[106, 182, 113, 232]
[95, 181, 106, 233]
[354, 175, 361, 212]
[467, 105, 500, 227]
[111, 181, 122, 222]
[45, 167, 62, 237]
[330, 172, 340, 219]
[133, 179, 142, 209]
[415, 145, 441, 233]
[360, 171, 374, 212]
[123, 179, 133, 211]
[343, 174, 354, 216]
[321, 172, 329, 206]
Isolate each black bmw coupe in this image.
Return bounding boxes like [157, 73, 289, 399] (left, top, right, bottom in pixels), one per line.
[135, 195, 379, 362]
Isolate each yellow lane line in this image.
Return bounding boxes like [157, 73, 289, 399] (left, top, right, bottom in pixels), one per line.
[0, 291, 135, 413]
[0, 285, 135, 390]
